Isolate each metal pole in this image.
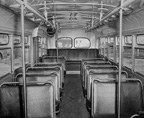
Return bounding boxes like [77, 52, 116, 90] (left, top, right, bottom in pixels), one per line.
[55, 32, 58, 62]
[118, 0, 123, 118]
[113, 36, 117, 62]
[10, 35, 14, 74]
[132, 35, 136, 76]
[21, 4, 27, 118]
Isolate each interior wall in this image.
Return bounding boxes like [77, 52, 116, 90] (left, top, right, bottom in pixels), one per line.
[47, 29, 97, 49]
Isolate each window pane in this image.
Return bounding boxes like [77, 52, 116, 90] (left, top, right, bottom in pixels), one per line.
[75, 37, 90, 48]
[57, 37, 72, 48]
[14, 47, 29, 69]
[125, 36, 132, 44]
[0, 34, 9, 45]
[123, 47, 132, 69]
[14, 35, 21, 44]
[137, 35, 144, 45]
[0, 49, 11, 77]
[135, 49, 144, 74]
[109, 45, 113, 60]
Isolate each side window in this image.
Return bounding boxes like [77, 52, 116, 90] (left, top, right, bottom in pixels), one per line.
[135, 35, 144, 74]
[0, 34, 11, 77]
[74, 37, 90, 48]
[123, 36, 132, 69]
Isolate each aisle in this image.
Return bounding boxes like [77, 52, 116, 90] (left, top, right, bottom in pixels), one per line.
[57, 74, 89, 118]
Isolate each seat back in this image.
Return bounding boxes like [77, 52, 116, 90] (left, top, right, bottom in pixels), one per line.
[16, 73, 60, 102]
[34, 63, 64, 83]
[91, 79, 143, 118]
[0, 83, 22, 118]
[120, 79, 143, 115]
[26, 83, 55, 118]
[26, 67, 62, 90]
[81, 62, 111, 77]
[92, 80, 116, 117]
[81, 58, 106, 75]
[84, 66, 118, 89]
[42, 56, 66, 71]
[87, 71, 128, 101]
[0, 81, 55, 118]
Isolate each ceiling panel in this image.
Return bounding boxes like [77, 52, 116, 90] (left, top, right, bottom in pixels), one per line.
[0, 0, 143, 30]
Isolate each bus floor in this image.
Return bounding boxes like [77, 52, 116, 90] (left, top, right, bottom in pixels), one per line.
[57, 74, 90, 118]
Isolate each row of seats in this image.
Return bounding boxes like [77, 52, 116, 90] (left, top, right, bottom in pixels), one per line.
[81, 58, 144, 118]
[0, 56, 66, 118]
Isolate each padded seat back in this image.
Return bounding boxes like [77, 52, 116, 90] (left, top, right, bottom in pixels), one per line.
[42, 56, 66, 71]
[81, 62, 111, 77]
[26, 67, 62, 90]
[81, 58, 106, 74]
[16, 73, 60, 102]
[0, 81, 55, 118]
[0, 84, 22, 118]
[84, 66, 118, 89]
[87, 71, 128, 101]
[34, 63, 64, 84]
[91, 79, 143, 118]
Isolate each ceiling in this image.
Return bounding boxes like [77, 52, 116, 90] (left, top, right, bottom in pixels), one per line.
[0, 0, 144, 30]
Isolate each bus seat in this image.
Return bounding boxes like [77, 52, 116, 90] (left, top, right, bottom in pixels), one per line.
[0, 83, 22, 118]
[34, 63, 64, 86]
[91, 79, 143, 118]
[42, 56, 66, 74]
[84, 66, 118, 90]
[26, 67, 62, 90]
[0, 81, 55, 118]
[81, 58, 106, 75]
[81, 62, 111, 78]
[15, 73, 60, 113]
[86, 71, 128, 110]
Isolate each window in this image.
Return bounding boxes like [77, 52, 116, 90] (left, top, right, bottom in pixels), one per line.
[125, 35, 132, 44]
[57, 37, 72, 48]
[0, 34, 9, 45]
[14, 35, 21, 44]
[74, 37, 90, 48]
[108, 37, 114, 43]
[0, 49, 11, 77]
[135, 48, 144, 75]
[137, 35, 144, 45]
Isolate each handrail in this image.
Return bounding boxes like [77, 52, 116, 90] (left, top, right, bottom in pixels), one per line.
[89, 0, 135, 30]
[15, 0, 54, 28]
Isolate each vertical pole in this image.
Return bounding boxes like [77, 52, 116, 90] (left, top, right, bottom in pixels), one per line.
[21, 4, 27, 118]
[113, 36, 117, 62]
[118, 0, 123, 118]
[55, 32, 58, 62]
[104, 38, 106, 57]
[10, 35, 14, 74]
[132, 35, 135, 76]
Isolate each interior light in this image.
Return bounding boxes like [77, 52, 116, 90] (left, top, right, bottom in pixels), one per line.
[10, 4, 20, 8]
[35, 18, 41, 22]
[26, 13, 34, 17]
[39, 7, 50, 11]
[111, 15, 116, 18]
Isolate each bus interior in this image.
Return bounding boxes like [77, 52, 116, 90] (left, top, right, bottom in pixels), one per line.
[0, 0, 144, 118]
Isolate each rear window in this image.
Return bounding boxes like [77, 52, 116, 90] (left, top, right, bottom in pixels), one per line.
[74, 37, 90, 48]
[57, 37, 72, 48]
